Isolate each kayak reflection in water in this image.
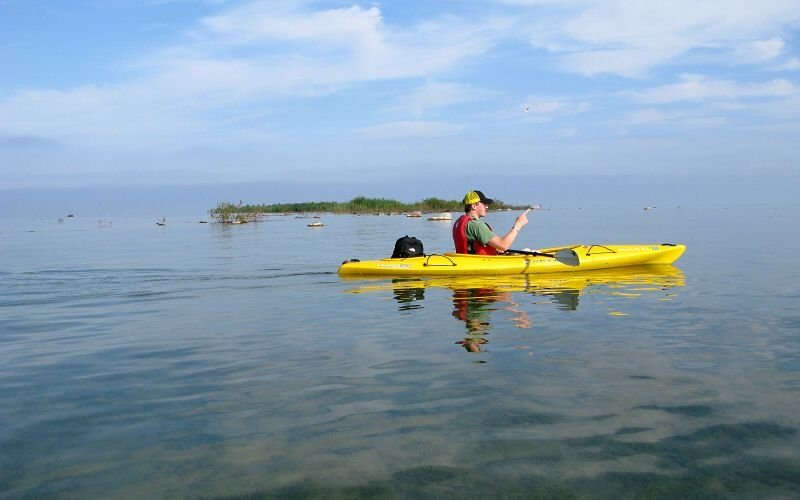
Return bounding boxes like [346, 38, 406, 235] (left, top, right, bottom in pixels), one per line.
[392, 285, 425, 311]
[451, 287, 531, 353]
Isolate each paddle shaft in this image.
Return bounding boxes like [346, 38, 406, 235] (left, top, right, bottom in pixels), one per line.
[507, 248, 580, 266]
[508, 249, 554, 257]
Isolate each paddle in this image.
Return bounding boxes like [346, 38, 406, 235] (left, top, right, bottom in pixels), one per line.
[507, 248, 580, 266]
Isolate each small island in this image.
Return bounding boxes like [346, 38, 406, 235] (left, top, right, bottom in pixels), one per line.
[209, 196, 521, 223]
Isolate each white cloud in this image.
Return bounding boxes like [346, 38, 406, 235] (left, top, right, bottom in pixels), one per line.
[2, 0, 800, 188]
[0, 79, 229, 150]
[632, 75, 798, 103]
[0, 2, 502, 149]
[359, 120, 465, 139]
[774, 57, 800, 71]
[562, 47, 686, 78]
[201, 4, 385, 49]
[621, 74, 800, 130]
[190, 2, 502, 83]
[747, 93, 800, 119]
[524, 0, 800, 76]
[744, 38, 785, 61]
[626, 108, 728, 128]
[405, 81, 490, 117]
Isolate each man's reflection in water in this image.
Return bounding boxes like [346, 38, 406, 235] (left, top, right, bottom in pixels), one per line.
[385, 280, 577, 354]
[451, 288, 531, 352]
[373, 269, 683, 355]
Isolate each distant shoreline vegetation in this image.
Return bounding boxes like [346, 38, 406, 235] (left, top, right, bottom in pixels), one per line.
[209, 196, 520, 223]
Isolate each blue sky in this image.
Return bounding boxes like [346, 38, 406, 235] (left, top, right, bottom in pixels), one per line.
[1, 0, 799, 202]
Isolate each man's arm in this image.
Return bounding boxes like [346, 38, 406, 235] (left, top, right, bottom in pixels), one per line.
[487, 209, 530, 252]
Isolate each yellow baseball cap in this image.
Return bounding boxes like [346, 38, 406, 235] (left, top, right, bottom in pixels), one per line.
[463, 190, 493, 205]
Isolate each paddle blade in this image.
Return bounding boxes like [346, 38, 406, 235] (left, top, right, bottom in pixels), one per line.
[554, 248, 580, 266]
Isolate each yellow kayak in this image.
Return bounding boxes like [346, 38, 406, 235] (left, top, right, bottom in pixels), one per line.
[338, 243, 686, 276]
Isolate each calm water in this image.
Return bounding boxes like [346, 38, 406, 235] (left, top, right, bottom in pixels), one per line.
[1, 205, 799, 498]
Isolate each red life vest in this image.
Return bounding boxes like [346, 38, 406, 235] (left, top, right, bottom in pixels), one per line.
[452, 214, 498, 255]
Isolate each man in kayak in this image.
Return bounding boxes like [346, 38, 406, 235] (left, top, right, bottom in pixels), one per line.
[453, 190, 530, 255]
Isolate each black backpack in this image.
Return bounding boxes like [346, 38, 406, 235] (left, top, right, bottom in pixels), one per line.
[391, 235, 424, 258]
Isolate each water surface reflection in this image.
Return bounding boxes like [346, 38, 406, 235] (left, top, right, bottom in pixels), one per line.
[345, 265, 685, 353]
[451, 287, 530, 352]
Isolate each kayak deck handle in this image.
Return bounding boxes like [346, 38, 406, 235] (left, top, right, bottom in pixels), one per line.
[423, 254, 457, 267]
[585, 245, 616, 255]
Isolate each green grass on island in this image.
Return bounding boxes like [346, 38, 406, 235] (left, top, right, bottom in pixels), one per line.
[209, 196, 521, 223]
